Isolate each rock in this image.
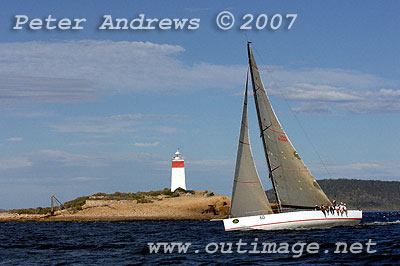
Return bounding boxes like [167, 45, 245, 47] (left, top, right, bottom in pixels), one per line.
[204, 191, 214, 197]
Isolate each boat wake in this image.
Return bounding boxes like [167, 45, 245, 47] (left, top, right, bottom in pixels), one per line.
[362, 220, 400, 226]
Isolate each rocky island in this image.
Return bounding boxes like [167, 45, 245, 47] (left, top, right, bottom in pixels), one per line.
[0, 189, 230, 222]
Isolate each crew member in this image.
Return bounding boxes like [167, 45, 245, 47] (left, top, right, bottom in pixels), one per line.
[339, 202, 344, 216]
[320, 204, 326, 217]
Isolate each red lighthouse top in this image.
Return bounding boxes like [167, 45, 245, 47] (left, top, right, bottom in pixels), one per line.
[172, 149, 184, 168]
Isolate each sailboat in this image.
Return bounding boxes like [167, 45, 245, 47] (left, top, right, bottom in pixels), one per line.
[223, 43, 362, 231]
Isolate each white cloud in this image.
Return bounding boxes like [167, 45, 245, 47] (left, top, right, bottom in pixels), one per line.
[108, 114, 186, 120]
[67, 141, 114, 147]
[5, 111, 55, 118]
[0, 40, 243, 106]
[49, 118, 137, 134]
[4, 176, 104, 184]
[48, 113, 183, 135]
[309, 160, 400, 180]
[338, 89, 400, 114]
[28, 149, 105, 167]
[291, 103, 331, 113]
[69, 176, 104, 182]
[0, 149, 162, 171]
[0, 156, 32, 170]
[133, 141, 160, 147]
[265, 68, 395, 90]
[153, 126, 178, 134]
[0, 75, 98, 105]
[281, 83, 361, 102]
[259, 68, 400, 114]
[7, 137, 24, 142]
[379, 88, 400, 97]
[0, 40, 398, 113]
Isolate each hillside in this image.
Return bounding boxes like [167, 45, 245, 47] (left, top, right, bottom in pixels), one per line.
[267, 179, 400, 210]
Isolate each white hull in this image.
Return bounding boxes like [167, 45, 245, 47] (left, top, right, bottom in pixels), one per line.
[223, 210, 362, 231]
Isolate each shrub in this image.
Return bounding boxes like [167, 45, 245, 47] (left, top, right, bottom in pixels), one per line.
[8, 207, 52, 215]
[64, 196, 90, 210]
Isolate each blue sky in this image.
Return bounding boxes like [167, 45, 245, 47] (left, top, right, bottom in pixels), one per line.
[0, 1, 399, 209]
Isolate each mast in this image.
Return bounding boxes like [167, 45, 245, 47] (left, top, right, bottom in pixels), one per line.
[247, 42, 282, 212]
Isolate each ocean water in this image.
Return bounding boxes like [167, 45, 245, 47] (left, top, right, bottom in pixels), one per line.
[0, 211, 399, 265]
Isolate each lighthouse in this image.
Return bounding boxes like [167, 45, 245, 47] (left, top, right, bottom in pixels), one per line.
[171, 149, 186, 191]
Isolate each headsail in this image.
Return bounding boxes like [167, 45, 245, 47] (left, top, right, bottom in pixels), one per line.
[247, 43, 331, 208]
[230, 70, 273, 218]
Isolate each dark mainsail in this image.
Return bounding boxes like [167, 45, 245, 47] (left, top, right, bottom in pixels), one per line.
[229, 71, 274, 218]
[247, 43, 331, 208]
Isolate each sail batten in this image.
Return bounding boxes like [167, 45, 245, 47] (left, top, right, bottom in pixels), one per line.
[247, 44, 331, 208]
[229, 70, 273, 218]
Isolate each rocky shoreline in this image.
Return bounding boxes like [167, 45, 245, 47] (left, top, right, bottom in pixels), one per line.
[0, 191, 230, 222]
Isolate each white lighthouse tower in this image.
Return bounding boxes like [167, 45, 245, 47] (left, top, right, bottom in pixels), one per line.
[171, 149, 186, 191]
